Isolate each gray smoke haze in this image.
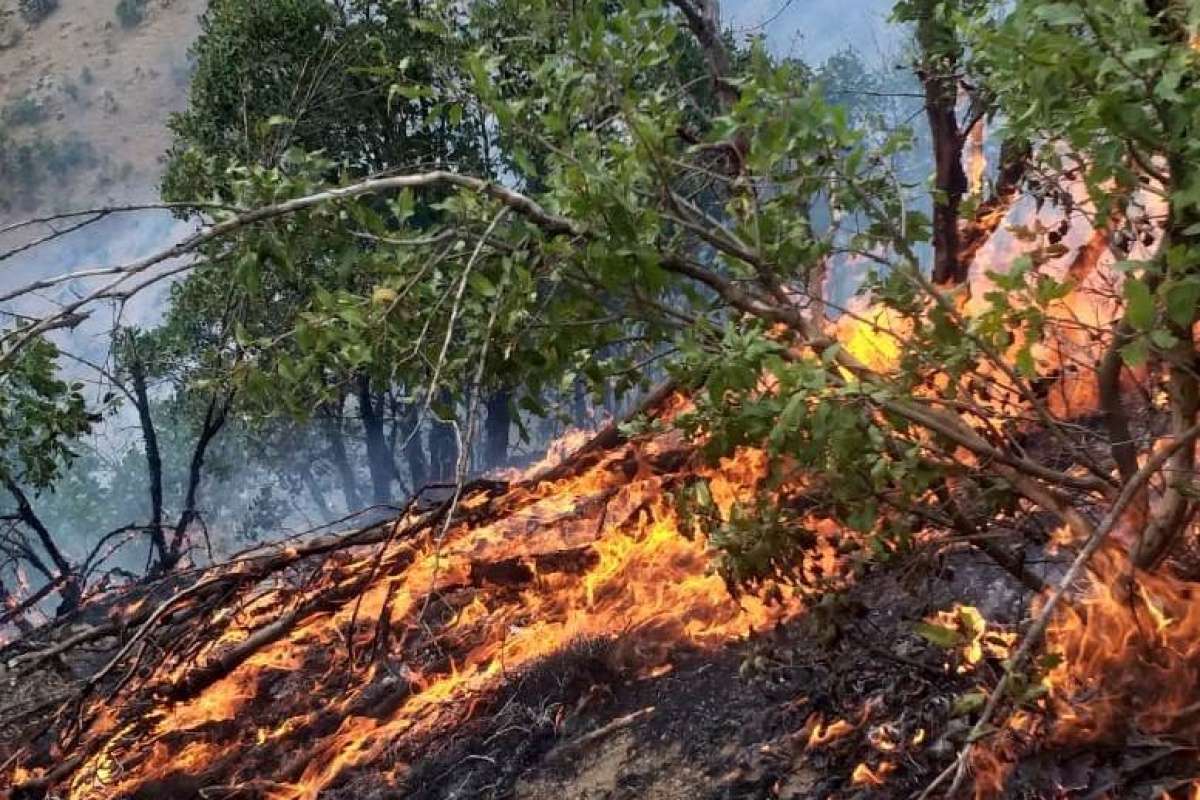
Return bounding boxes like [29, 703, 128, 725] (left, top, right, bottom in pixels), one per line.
[727, 0, 899, 63]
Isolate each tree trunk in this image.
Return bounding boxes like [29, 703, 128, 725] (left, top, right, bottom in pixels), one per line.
[129, 356, 168, 568]
[1128, 4, 1199, 567]
[389, 397, 429, 493]
[484, 390, 511, 468]
[1131, 199, 1200, 567]
[322, 400, 363, 512]
[297, 461, 332, 519]
[356, 374, 396, 505]
[165, 392, 230, 572]
[573, 380, 588, 427]
[915, 0, 969, 286]
[402, 412, 428, 491]
[2, 478, 80, 615]
[428, 390, 459, 481]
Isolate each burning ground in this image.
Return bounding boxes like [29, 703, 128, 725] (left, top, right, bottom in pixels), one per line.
[0, 389, 1012, 800]
[5, 266, 1200, 798]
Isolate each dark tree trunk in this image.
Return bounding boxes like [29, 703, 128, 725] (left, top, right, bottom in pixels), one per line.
[356, 374, 396, 505]
[484, 390, 511, 468]
[128, 356, 167, 568]
[1132, 197, 1200, 567]
[926, 99, 967, 285]
[165, 392, 230, 572]
[394, 401, 428, 491]
[572, 380, 588, 427]
[428, 390, 459, 481]
[323, 403, 363, 512]
[297, 461, 332, 519]
[914, 0, 970, 286]
[1128, 3, 1199, 567]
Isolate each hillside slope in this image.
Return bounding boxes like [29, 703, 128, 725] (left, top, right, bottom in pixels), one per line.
[0, 0, 204, 219]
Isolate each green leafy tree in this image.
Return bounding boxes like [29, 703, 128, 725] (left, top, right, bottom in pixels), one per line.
[0, 334, 94, 614]
[161, 0, 496, 504]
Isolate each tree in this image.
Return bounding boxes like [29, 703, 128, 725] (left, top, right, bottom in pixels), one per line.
[112, 327, 234, 573]
[973, 0, 1200, 568]
[161, 0, 496, 504]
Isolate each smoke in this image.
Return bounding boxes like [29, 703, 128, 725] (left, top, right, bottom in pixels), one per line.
[726, 0, 899, 63]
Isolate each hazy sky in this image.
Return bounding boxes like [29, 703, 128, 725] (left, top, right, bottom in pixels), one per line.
[725, 0, 902, 65]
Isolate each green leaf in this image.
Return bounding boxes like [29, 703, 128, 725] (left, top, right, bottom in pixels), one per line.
[951, 690, 988, 717]
[1015, 683, 1048, 705]
[468, 272, 497, 298]
[913, 622, 960, 649]
[1164, 279, 1200, 328]
[1015, 345, 1036, 377]
[1150, 328, 1179, 350]
[1124, 279, 1155, 331]
[1125, 47, 1163, 63]
[1120, 337, 1150, 367]
[1037, 653, 1063, 672]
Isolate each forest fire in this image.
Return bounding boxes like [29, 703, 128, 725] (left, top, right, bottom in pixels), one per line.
[3, 252, 1197, 799]
[2, 0, 1198, 798]
[973, 543, 1200, 798]
[1044, 547, 1200, 750]
[2, 399, 847, 800]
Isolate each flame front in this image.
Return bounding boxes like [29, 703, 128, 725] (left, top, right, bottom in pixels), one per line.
[966, 544, 1200, 797]
[41, 418, 833, 800]
[1048, 548, 1200, 744]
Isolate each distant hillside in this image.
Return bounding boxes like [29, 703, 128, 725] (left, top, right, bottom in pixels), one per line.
[0, 0, 205, 220]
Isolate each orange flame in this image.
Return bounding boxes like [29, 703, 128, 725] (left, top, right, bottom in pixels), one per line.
[851, 759, 894, 787]
[47, 414, 819, 800]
